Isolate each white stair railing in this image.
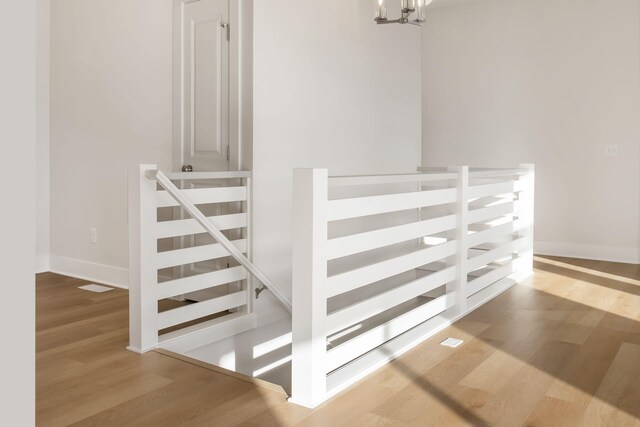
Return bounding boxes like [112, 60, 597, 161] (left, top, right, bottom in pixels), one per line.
[290, 164, 534, 408]
[149, 168, 292, 313]
[128, 164, 291, 355]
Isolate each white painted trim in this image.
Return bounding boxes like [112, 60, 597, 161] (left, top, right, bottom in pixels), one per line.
[534, 241, 639, 265]
[126, 345, 149, 354]
[49, 256, 128, 289]
[36, 254, 50, 274]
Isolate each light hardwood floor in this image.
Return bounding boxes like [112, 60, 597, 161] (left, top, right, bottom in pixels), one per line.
[37, 256, 640, 426]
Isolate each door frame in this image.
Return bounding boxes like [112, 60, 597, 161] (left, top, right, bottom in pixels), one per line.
[172, 0, 253, 173]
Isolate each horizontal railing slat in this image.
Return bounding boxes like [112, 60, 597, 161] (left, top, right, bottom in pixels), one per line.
[329, 173, 458, 187]
[155, 213, 247, 239]
[468, 181, 515, 199]
[157, 290, 247, 330]
[469, 168, 524, 178]
[466, 220, 522, 249]
[467, 202, 515, 224]
[327, 188, 457, 221]
[155, 239, 247, 269]
[468, 194, 515, 209]
[327, 240, 456, 298]
[466, 262, 515, 297]
[327, 267, 455, 335]
[158, 312, 257, 353]
[325, 296, 448, 373]
[158, 312, 246, 344]
[418, 167, 525, 176]
[327, 215, 457, 260]
[164, 171, 251, 180]
[156, 186, 247, 208]
[466, 237, 526, 273]
[156, 266, 247, 300]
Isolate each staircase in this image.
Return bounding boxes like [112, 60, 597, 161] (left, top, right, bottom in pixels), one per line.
[128, 163, 535, 408]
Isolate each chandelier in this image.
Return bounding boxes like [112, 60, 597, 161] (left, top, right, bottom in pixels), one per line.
[375, 0, 433, 26]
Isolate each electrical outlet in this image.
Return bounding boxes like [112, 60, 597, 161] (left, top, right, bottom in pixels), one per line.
[90, 228, 98, 244]
[605, 144, 618, 157]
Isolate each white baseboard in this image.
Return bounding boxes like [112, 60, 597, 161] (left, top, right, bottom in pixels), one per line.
[534, 241, 639, 265]
[49, 255, 129, 289]
[36, 254, 50, 274]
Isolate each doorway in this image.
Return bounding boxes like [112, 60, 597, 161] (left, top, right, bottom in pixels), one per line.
[173, 0, 232, 173]
[170, 0, 241, 302]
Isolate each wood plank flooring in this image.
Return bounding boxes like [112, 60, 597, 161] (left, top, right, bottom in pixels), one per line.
[37, 256, 640, 426]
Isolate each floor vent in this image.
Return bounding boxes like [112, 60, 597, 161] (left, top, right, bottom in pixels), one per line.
[440, 337, 464, 348]
[78, 284, 114, 293]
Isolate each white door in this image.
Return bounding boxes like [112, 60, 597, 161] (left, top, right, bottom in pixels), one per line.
[175, 0, 230, 172]
[172, 0, 235, 302]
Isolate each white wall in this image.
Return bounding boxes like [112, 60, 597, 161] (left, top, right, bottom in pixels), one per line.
[50, 0, 174, 286]
[47, 0, 423, 304]
[252, 0, 423, 321]
[0, 1, 36, 422]
[37, 0, 51, 273]
[422, 0, 640, 263]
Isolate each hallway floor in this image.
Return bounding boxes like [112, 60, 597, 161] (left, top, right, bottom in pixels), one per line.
[37, 256, 640, 426]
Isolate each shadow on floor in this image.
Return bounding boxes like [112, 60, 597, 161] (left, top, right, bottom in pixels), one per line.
[371, 257, 640, 425]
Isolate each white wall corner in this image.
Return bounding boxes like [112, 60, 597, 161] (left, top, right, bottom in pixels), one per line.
[49, 256, 129, 289]
[36, 0, 51, 277]
[36, 255, 50, 274]
[534, 241, 640, 265]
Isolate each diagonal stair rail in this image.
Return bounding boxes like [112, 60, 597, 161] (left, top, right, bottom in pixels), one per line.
[146, 168, 292, 313]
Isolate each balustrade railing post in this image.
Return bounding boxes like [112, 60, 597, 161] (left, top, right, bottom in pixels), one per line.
[518, 164, 535, 275]
[244, 176, 254, 313]
[291, 168, 329, 408]
[127, 164, 159, 353]
[447, 166, 469, 315]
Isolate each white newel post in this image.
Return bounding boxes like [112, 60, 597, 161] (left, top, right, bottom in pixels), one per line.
[518, 164, 535, 275]
[127, 164, 159, 353]
[291, 168, 329, 408]
[447, 166, 469, 315]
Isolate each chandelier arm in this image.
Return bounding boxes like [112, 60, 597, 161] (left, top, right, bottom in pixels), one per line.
[376, 19, 402, 25]
[375, 1, 429, 26]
